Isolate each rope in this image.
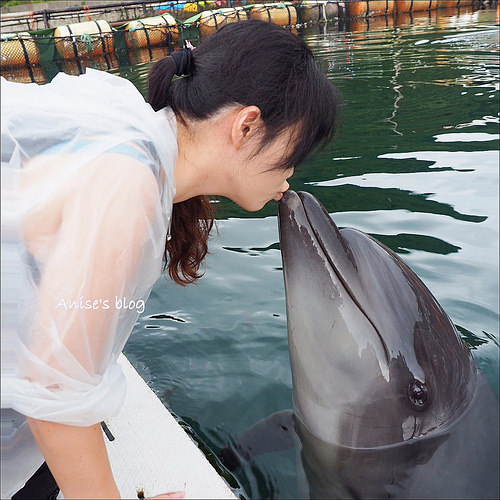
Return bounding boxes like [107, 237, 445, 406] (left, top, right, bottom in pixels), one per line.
[137, 20, 153, 59]
[66, 24, 83, 73]
[93, 20, 111, 68]
[18, 35, 35, 82]
[80, 32, 93, 51]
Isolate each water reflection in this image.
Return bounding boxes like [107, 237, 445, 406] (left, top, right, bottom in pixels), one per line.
[305, 183, 488, 222]
[371, 232, 461, 255]
[137, 11, 497, 498]
[3, 6, 498, 499]
[0, 64, 46, 84]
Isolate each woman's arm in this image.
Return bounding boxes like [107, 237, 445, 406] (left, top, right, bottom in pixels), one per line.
[27, 418, 186, 499]
[27, 417, 120, 499]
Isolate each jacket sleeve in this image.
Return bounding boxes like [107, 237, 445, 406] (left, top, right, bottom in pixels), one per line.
[9, 154, 167, 426]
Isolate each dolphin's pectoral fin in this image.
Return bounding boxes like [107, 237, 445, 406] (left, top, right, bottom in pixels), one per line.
[219, 409, 296, 471]
[218, 444, 243, 472]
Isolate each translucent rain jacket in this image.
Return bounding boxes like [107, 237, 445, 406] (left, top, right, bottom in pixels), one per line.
[1, 68, 177, 497]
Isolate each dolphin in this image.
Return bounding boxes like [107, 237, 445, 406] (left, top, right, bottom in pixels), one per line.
[220, 190, 499, 499]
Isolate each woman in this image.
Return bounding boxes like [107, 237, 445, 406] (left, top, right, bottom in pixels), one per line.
[1, 20, 339, 499]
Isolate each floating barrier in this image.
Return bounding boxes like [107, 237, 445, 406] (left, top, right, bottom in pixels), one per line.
[0, 32, 40, 68]
[395, 1, 438, 12]
[249, 3, 298, 26]
[436, 0, 474, 7]
[0, 1, 493, 72]
[347, 1, 396, 18]
[54, 20, 114, 60]
[197, 7, 250, 36]
[298, 1, 345, 23]
[124, 14, 178, 49]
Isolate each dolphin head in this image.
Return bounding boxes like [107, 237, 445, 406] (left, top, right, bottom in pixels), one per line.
[278, 191, 477, 448]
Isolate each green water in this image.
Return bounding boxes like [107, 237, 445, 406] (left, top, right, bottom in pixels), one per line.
[5, 6, 498, 498]
[121, 9, 499, 499]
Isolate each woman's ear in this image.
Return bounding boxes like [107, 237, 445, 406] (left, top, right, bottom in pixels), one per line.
[231, 106, 262, 150]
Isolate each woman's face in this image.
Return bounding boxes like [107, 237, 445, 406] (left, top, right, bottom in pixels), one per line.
[228, 131, 295, 212]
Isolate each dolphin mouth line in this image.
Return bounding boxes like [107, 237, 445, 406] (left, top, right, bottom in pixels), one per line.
[296, 193, 391, 365]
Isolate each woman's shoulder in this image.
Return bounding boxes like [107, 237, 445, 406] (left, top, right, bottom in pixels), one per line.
[2, 69, 166, 142]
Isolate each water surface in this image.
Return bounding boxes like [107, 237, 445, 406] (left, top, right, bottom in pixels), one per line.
[5, 6, 499, 499]
[122, 8, 499, 498]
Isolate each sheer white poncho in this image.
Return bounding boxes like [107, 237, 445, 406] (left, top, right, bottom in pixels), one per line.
[1, 69, 177, 425]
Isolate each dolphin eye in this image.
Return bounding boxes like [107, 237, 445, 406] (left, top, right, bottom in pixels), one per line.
[408, 380, 429, 410]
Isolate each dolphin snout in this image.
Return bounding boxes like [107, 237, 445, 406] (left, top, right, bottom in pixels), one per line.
[279, 190, 303, 216]
[280, 189, 299, 205]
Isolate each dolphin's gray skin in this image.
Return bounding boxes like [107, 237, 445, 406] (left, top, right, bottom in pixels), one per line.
[278, 190, 499, 499]
[220, 190, 499, 499]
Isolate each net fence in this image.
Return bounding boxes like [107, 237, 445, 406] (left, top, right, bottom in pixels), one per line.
[0, 1, 485, 82]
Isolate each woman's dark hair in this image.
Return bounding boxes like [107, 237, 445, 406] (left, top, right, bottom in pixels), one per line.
[149, 20, 339, 285]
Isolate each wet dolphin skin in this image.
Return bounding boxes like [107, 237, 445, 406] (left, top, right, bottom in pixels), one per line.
[277, 190, 499, 499]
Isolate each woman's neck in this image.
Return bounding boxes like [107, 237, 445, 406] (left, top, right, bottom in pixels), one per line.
[173, 113, 230, 203]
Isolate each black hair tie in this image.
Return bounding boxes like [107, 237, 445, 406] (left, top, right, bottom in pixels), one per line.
[171, 46, 193, 77]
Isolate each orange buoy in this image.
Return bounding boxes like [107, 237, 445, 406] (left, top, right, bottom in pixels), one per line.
[347, 1, 395, 18]
[125, 15, 178, 49]
[0, 32, 41, 68]
[54, 20, 113, 60]
[250, 3, 298, 26]
[395, 1, 438, 13]
[198, 8, 249, 36]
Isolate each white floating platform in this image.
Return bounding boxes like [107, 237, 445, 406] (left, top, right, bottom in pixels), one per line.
[103, 354, 237, 499]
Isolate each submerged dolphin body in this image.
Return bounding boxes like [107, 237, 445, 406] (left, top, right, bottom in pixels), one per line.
[277, 190, 499, 499]
[220, 191, 499, 499]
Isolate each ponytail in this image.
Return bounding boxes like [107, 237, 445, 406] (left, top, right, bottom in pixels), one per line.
[148, 56, 178, 113]
[148, 50, 215, 286]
